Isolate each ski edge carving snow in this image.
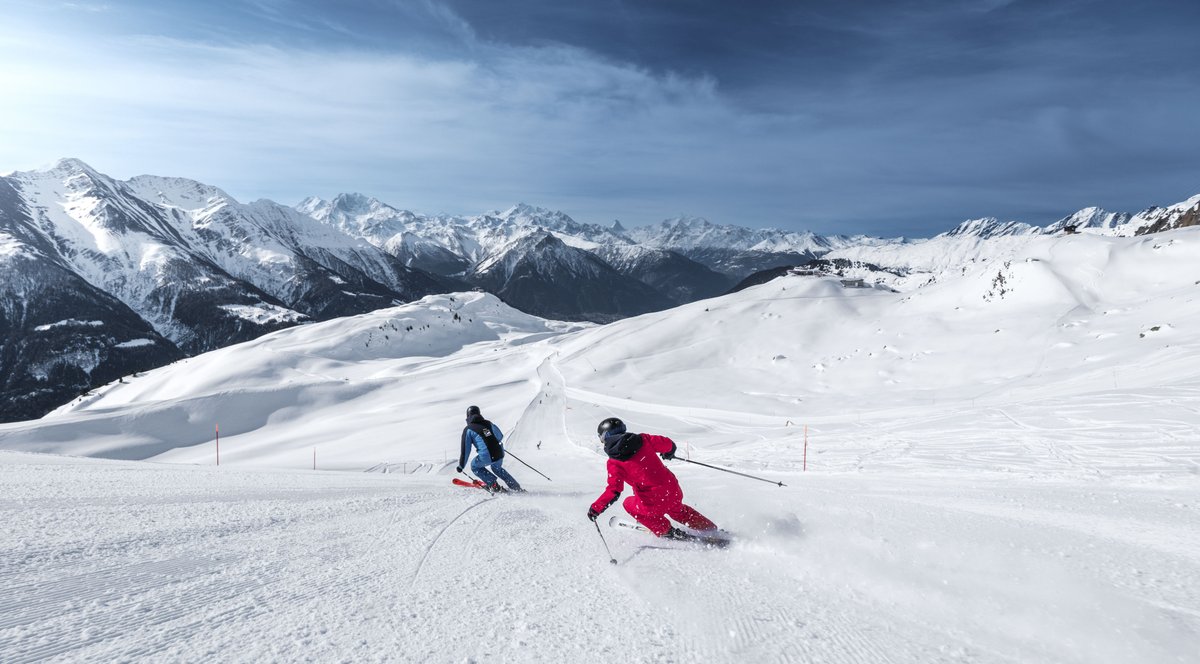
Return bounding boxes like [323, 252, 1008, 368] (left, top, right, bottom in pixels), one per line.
[607, 516, 733, 548]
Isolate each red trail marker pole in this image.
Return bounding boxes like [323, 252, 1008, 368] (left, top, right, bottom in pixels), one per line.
[803, 425, 807, 472]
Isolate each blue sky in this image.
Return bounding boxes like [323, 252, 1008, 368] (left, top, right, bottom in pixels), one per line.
[2, 0, 1198, 236]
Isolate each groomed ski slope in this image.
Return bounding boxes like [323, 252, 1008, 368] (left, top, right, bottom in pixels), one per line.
[2, 230, 1200, 662]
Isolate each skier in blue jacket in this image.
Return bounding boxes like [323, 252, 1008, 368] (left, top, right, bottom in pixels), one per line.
[457, 405, 523, 493]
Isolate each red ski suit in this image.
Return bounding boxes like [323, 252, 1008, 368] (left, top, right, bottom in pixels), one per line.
[590, 433, 716, 536]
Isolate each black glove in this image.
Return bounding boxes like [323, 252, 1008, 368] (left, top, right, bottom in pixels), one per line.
[587, 507, 600, 521]
[660, 443, 677, 461]
[455, 465, 463, 473]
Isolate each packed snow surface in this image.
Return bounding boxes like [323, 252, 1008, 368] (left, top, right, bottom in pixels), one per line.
[3, 230, 1200, 662]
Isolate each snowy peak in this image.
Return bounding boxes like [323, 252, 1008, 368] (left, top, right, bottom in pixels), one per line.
[941, 217, 1040, 239]
[467, 230, 671, 321]
[301, 193, 424, 242]
[472, 230, 587, 280]
[628, 214, 833, 254]
[311, 192, 409, 221]
[14, 158, 114, 212]
[0, 160, 458, 422]
[1043, 207, 1132, 235]
[126, 174, 233, 212]
[497, 202, 574, 226]
[1129, 195, 1200, 236]
[327, 193, 412, 222]
[332, 192, 382, 214]
[954, 194, 1200, 239]
[485, 202, 625, 243]
[36, 157, 104, 183]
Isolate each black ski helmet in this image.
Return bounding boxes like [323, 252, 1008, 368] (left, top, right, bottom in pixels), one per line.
[466, 405, 481, 420]
[597, 417, 626, 439]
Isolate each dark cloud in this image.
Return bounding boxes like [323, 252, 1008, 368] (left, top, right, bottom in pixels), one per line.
[402, 0, 1200, 233]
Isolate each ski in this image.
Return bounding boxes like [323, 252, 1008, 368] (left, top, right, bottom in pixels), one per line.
[452, 477, 486, 489]
[450, 478, 528, 494]
[607, 516, 733, 548]
[609, 515, 652, 534]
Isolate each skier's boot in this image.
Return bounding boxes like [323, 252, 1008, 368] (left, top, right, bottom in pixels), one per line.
[485, 483, 507, 494]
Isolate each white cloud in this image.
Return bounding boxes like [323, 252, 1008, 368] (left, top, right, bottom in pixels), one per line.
[60, 2, 111, 12]
[0, 23, 771, 224]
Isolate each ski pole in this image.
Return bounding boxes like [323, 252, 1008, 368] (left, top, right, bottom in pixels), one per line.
[677, 457, 786, 487]
[505, 450, 551, 481]
[593, 520, 617, 565]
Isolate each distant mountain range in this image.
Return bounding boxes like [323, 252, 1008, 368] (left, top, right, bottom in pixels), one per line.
[941, 196, 1200, 239]
[1, 157, 1197, 422]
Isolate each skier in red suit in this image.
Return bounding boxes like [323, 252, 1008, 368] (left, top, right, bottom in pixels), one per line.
[587, 417, 718, 540]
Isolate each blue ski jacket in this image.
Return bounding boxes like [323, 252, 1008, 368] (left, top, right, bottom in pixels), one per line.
[460, 418, 504, 468]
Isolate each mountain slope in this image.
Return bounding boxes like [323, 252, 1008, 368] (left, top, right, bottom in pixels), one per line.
[126, 177, 452, 318]
[1131, 194, 1200, 235]
[301, 197, 731, 310]
[0, 159, 456, 422]
[297, 193, 473, 274]
[942, 217, 1040, 238]
[590, 243, 734, 303]
[6, 159, 304, 351]
[0, 178, 182, 421]
[466, 231, 672, 322]
[624, 215, 836, 277]
[5, 226, 1198, 469]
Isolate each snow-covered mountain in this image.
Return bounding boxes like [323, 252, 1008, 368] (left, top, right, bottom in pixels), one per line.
[297, 194, 473, 275]
[301, 199, 852, 283]
[942, 217, 1040, 239]
[824, 191, 1200, 291]
[467, 230, 672, 322]
[624, 215, 839, 276]
[5, 157, 1197, 424]
[300, 196, 734, 312]
[941, 195, 1200, 239]
[0, 159, 453, 422]
[589, 243, 734, 303]
[1043, 207, 1133, 235]
[1127, 194, 1200, 235]
[0, 176, 183, 420]
[626, 214, 832, 253]
[6, 160, 305, 348]
[299, 197, 629, 267]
